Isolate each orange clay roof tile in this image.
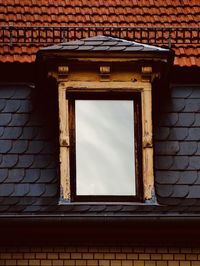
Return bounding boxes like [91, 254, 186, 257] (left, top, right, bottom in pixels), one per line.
[0, 0, 200, 66]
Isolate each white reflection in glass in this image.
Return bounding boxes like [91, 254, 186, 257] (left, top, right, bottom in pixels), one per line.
[75, 100, 135, 196]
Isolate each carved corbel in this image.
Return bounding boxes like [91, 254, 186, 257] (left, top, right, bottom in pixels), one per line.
[141, 66, 152, 82]
[100, 66, 110, 81]
[58, 65, 69, 79]
[141, 66, 160, 83]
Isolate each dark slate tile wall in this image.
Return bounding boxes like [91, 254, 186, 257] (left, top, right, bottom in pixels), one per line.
[154, 85, 200, 207]
[1, 83, 200, 215]
[0, 84, 59, 213]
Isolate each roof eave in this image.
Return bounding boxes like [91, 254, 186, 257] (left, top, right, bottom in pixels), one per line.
[0, 214, 199, 246]
[37, 49, 174, 64]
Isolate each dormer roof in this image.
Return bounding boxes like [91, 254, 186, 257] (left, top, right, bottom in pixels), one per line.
[41, 35, 170, 53]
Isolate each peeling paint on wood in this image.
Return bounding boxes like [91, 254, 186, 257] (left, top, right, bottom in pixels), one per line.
[55, 59, 159, 202]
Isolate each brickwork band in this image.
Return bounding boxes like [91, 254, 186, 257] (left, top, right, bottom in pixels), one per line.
[0, 247, 200, 266]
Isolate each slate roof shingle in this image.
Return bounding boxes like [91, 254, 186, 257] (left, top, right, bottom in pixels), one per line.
[0, 84, 200, 214]
[0, 0, 199, 66]
[154, 85, 200, 205]
[0, 84, 59, 212]
[40, 35, 170, 54]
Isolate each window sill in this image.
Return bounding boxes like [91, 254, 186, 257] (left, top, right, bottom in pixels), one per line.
[58, 199, 159, 206]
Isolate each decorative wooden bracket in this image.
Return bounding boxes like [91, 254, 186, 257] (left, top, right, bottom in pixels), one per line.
[141, 66, 152, 82]
[100, 66, 110, 81]
[141, 66, 160, 82]
[58, 65, 69, 79]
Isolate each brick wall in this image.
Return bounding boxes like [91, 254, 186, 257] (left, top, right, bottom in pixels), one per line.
[0, 247, 200, 266]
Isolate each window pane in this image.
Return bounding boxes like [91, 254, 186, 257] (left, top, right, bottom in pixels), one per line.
[75, 100, 136, 196]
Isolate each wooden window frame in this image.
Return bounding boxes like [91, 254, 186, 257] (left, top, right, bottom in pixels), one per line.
[67, 91, 143, 202]
[58, 80, 154, 202]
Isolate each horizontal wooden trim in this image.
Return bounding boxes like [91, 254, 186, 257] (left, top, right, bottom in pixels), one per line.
[63, 81, 145, 91]
[66, 90, 141, 100]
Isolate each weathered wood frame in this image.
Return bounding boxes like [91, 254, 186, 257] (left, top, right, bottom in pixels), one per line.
[58, 77, 154, 202]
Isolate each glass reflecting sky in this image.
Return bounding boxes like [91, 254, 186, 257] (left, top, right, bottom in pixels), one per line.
[75, 100, 136, 196]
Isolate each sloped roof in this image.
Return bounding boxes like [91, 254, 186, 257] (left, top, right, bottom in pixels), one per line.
[40, 35, 170, 53]
[0, 0, 200, 66]
[1, 0, 199, 27]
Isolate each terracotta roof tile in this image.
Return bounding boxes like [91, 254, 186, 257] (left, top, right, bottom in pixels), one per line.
[0, 0, 200, 66]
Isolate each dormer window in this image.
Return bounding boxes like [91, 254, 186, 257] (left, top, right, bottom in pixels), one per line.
[38, 35, 173, 203]
[68, 92, 142, 201]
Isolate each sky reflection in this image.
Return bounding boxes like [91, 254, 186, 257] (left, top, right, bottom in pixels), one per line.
[75, 100, 136, 196]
